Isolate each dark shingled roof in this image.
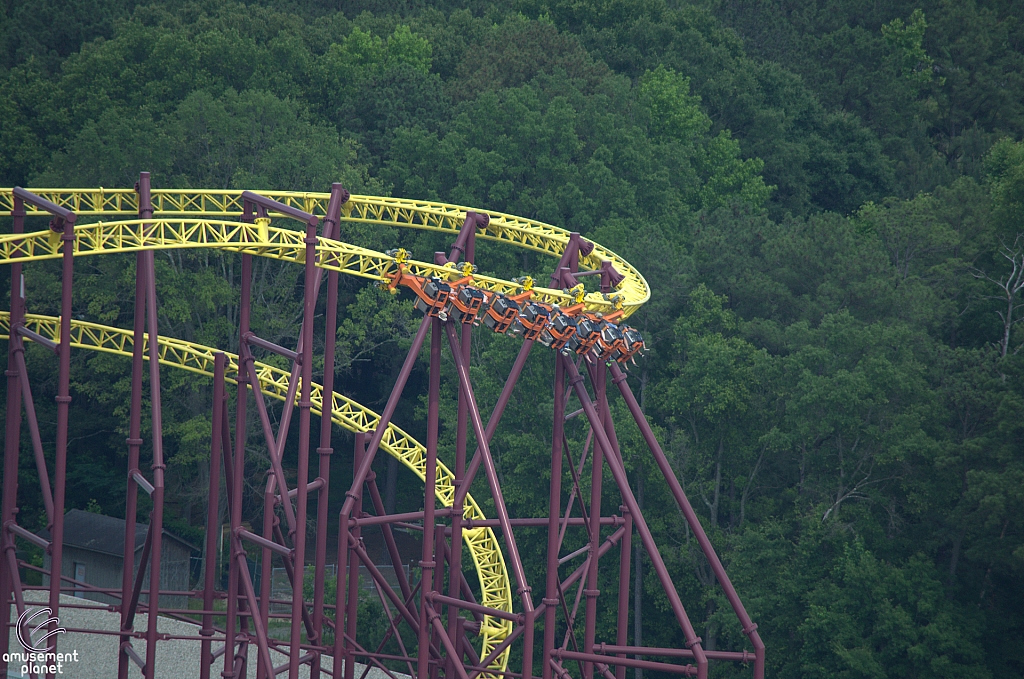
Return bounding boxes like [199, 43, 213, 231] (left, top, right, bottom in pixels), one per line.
[38, 509, 197, 556]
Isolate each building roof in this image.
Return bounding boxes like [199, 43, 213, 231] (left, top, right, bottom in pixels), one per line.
[38, 509, 198, 557]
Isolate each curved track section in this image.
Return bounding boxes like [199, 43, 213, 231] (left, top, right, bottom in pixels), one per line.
[0, 189, 650, 317]
[0, 311, 514, 670]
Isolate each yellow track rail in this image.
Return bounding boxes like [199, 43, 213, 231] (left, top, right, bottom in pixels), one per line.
[0, 312, 513, 671]
[0, 189, 650, 318]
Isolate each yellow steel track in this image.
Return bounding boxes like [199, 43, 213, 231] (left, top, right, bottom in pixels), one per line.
[0, 189, 649, 317]
[0, 312, 512, 671]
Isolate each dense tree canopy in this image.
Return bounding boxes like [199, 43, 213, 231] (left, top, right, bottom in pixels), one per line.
[1, 0, 1022, 677]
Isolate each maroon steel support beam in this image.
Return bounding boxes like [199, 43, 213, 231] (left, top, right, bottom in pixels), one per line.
[425, 605, 471, 679]
[588, 361, 632, 679]
[15, 325, 58, 353]
[244, 332, 299, 362]
[2, 188, 73, 675]
[311, 183, 347, 679]
[118, 185, 148, 679]
[141, 179, 167, 677]
[583, 367, 606, 679]
[241, 190, 319, 229]
[596, 645, 756, 663]
[542, 353, 565, 679]
[345, 433, 365, 679]
[45, 187, 77, 660]
[124, 524, 153, 636]
[12, 348, 54, 522]
[236, 548, 276, 677]
[245, 353, 298, 535]
[6, 523, 48, 550]
[226, 251, 252, 678]
[419, 319, 442, 679]
[239, 529, 292, 557]
[608, 364, 765, 679]
[11, 187, 76, 222]
[449, 234, 475, 679]
[333, 492, 350, 679]
[430, 529, 446, 679]
[200, 353, 226, 679]
[444, 213, 488, 267]
[555, 651, 696, 676]
[562, 358, 708, 679]
[547, 233, 591, 287]
[615, 506, 632, 679]
[427, 592, 522, 624]
[0, 192, 24, 674]
[287, 216, 318, 678]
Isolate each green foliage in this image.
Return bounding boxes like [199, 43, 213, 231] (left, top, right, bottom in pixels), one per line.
[881, 9, 935, 90]
[984, 138, 1024, 236]
[639, 65, 709, 143]
[800, 542, 990, 679]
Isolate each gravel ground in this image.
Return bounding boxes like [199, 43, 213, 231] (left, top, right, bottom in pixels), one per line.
[7, 591, 404, 679]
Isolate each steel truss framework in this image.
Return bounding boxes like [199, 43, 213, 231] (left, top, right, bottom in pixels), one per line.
[0, 177, 764, 679]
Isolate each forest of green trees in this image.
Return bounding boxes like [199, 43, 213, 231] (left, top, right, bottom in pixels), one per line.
[1, 1, 1023, 677]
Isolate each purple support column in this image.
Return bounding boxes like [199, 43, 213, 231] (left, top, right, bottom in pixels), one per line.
[47, 195, 76, 658]
[120, 179, 150, 679]
[13, 349, 53, 524]
[334, 497, 350, 679]
[608, 364, 764, 679]
[448, 230, 475, 678]
[257, 475, 275, 679]
[582, 366, 606, 679]
[140, 174, 167, 679]
[615, 506, 632, 679]
[0, 195, 25, 677]
[418, 319, 441, 679]
[116, 175, 154, 679]
[311, 183, 346, 679]
[289, 220, 319, 678]
[563, 359, 708, 679]
[226, 252, 252, 678]
[201, 354, 226, 679]
[430, 529, 446, 679]
[343, 433, 365, 679]
[542, 355, 565, 679]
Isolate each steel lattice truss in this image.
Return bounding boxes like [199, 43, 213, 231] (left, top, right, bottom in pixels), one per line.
[0, 178, 764, 679]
